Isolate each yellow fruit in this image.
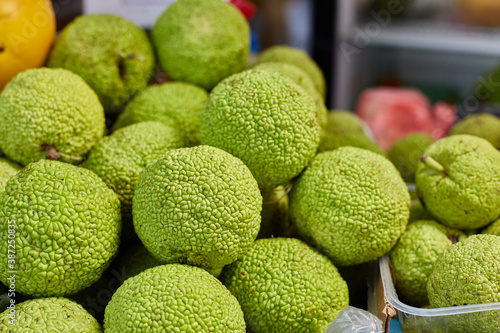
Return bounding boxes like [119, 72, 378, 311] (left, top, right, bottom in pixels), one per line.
[0, 0, 56, 91]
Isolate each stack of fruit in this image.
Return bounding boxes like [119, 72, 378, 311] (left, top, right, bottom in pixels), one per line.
[0, 0, 499, 332]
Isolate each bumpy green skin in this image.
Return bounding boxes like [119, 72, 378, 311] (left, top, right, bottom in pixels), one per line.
[318, 111, 385, 155]
[133, 146, 262, 273]
[200, 69, 320, 189]
[82, 121, 184, 232]
[104, 264, 245, 332]
[290, 147, 410, 266]
[72, 243, 162, 323]
[450, 113, 500, 149]
[258, 185, 292, 239]
[253, 62, 328, 132]
[0, 297, 101, 332]
[0, 68, 105, 166]
[152, 0, 249, 90]
[0, 160, 121, 297]
[113, 82, 208, 146]
[388, 133, 434, 183]
[318, 133, 386, 156]
[389, 220, 466, 307]
[324, 110, 365, 135]
[48, 14, 155, 113]
[254, 45, 326, 99]
[427, 234, 500, 332]
[0, 158, 20, 196]
[483, 218, 500, 236]
[221, 238, 349, 333]
[416, 135, 500, 230]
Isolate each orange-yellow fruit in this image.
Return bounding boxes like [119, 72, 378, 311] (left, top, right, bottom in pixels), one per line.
[0, 0, 56, 91]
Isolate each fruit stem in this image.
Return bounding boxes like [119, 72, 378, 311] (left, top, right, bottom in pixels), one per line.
[420, 154, 448, 176]
[45, 145, 61, 160]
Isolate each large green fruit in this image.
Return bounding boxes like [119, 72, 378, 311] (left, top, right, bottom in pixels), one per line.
[0, 158, 20, 196]
[427, 234, 500, 332]
[48, 14, 155, 113]
[290, 147, 410, 266]
[113, 82, 208, 146]
[0, 160, 121, 297]
[389, 220, 466, 307]
[0, 68, 105, 166]
[133, 145, 262, 274]
[104, 264, 245, 332]
[416, 135, 500, 229]
[152, 0, 249, 90]
[200, 69, 320, 189]
[82, 121, 184, 237]
[449, 113, 500, 149]
[0, 297, 101, 332]
[254, 45, 326, 99]
[221, 238, 349, 333]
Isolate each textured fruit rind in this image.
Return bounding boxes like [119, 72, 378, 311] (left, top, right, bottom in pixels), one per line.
[427, 234, 500, 333]
[0, 68, 105, 166]
[221, 238, 349, 333]
[0, 297, 101, 332]
[113, 82, 208, 146]
[289, 147, 410, 266]
[388, 133, 434, 183]
[0, 158, 21, 196]
[450, 113, 500, 149]
[48, 14, 155, 112]
[416, 135, 500, 229]
[152, 0, 249, 90]
[200, 69, 320, 189]
[254, 45, 326, 99]
[0, 160, 121, 297]
[83, 121, 185, 222]
[133, 145, 262, 272]
[389, 220, 465, 307]
[104, 264, 246, 332]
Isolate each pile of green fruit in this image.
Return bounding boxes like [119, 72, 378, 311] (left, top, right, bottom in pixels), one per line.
[0, 0, 499, 332]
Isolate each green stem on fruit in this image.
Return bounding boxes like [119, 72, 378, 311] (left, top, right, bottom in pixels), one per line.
[421, 154, 448, 176]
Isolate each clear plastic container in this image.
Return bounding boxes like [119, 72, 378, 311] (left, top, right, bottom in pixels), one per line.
[378, 255, 500, 332]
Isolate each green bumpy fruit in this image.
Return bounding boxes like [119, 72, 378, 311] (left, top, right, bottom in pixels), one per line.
[254, 45, 326, 99]
[200, 69, 320, 189]
[0, 160, 121, 297]
[389, 220, 466, 307]
[427, 234, 500, 333]
[253, 62, 328, 132]
[152, 0, 249, 90]
[450, 113, 500, 149]
[0, 297, 101, 332]
[49, 14, 155, 113]
[0, 68, 105, 166]
[318, 111, 385, 156]
[221, 238, 349, 333]
[416, 135, 500, 230]
[113, 82, 208, 146]
[388, 133, 434, 183]
[104, 264, 245, 332]
[0, 158, 20, 196]
[133, 145, 262, 273]
[483, 218, 500, 236]
[290, 147, 410, 266]
[82, 121, 184, 229]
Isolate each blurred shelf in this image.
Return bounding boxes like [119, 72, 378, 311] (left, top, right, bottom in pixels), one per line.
[365, 20, 500, 57]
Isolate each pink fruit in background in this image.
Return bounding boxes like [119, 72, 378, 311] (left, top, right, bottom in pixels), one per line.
[355, 88, 456, 150]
